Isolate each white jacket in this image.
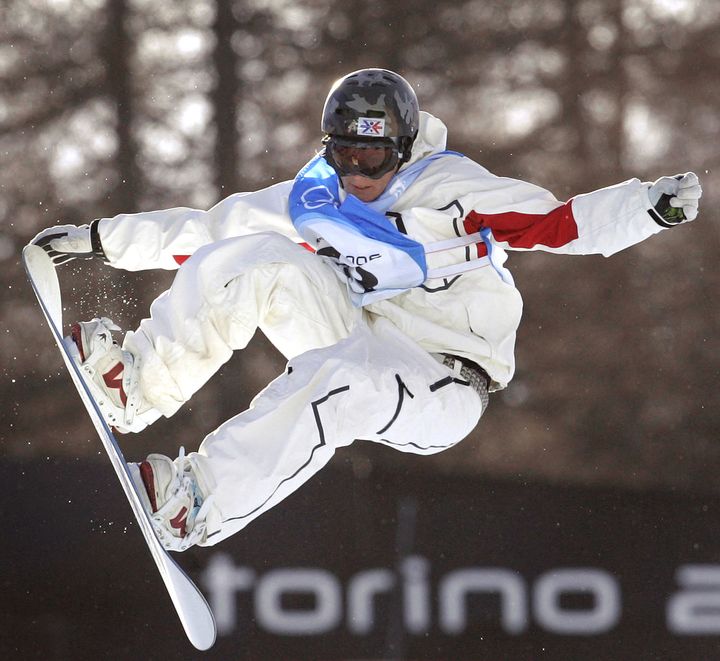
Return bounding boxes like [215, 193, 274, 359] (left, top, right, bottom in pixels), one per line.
[97, 112, 666, 389]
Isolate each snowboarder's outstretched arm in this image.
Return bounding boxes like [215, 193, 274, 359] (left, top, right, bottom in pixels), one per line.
[31, 179, 300, 271]
[463, 172, 702, 258]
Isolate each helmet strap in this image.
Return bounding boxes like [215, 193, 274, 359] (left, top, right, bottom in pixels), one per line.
[397, 132, 418, 167]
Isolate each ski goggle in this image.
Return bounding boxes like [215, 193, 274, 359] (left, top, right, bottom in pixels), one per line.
[323, 135, 400, 179]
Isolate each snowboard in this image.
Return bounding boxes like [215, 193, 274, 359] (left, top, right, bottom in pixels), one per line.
[22, 244, 217, 651]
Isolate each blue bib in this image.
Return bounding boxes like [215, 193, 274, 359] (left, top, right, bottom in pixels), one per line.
[289, 151, 461, 306]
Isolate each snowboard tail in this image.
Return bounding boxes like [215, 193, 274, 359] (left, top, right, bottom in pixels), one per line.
[22, 244, 217, 651]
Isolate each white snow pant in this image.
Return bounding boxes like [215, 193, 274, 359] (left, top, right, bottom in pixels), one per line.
[124, 233, 484, 546]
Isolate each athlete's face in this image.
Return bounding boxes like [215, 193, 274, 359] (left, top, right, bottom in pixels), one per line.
[341, 169, 396, 202]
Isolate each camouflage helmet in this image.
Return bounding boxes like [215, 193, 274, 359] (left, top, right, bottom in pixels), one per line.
[321, 68, 420, 141]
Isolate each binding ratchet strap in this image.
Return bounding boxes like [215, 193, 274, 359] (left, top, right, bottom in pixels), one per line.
[121, 351, 141, 426]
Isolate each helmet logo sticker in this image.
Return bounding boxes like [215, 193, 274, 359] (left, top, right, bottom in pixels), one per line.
[357, 118, 385, 136]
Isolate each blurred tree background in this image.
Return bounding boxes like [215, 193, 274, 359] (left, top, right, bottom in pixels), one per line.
[1, 0, 718, 495]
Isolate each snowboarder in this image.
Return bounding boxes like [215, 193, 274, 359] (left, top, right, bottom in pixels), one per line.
[33, 68, 702, 551]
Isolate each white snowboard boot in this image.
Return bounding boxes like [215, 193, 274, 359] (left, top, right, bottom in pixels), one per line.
[64, 317, 149, 433]
[128, 449, 214, 551]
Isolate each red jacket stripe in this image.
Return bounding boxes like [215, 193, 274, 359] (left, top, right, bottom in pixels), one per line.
[463, 201, 579, 250]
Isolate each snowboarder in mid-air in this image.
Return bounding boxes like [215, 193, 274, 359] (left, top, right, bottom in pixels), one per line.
[34, 68, 702, 551]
